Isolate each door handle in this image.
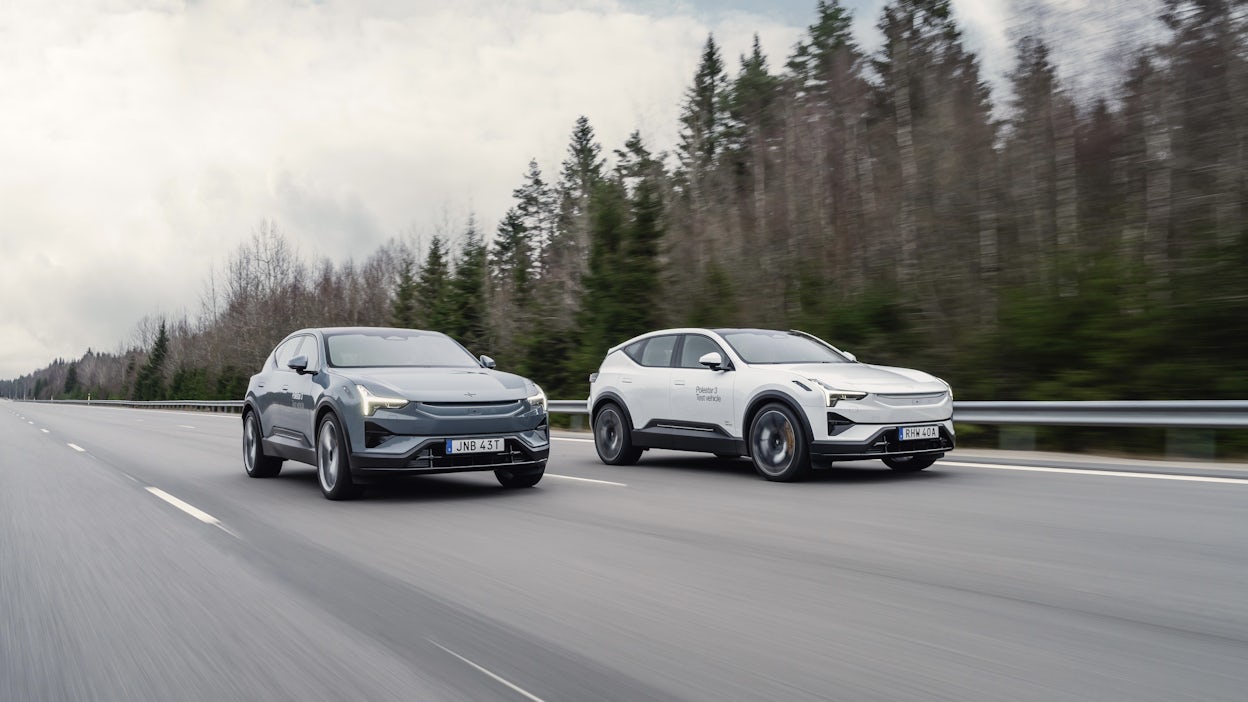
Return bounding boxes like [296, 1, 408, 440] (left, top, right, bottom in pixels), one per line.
[673, 380, 686, 386]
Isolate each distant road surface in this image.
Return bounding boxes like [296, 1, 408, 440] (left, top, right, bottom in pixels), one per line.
[3, 400, 1246, 702]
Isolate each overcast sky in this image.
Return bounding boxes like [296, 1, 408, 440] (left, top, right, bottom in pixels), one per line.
[1, 0, 1143, 379]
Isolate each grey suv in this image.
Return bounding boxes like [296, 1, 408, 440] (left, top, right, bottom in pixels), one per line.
[242, 327, 549, 499]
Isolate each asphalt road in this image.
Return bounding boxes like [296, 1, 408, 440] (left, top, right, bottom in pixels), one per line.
[3, 400, 1246, 701]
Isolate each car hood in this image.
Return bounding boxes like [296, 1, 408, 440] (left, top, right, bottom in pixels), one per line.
[345, 367, 532, 402]
[775, 363, 947, 394]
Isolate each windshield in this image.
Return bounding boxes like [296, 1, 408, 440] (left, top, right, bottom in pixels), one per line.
[325, 331, 480, 368]
[720, 330, 850, 364]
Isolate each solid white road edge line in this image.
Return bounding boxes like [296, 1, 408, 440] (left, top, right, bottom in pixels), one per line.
[546, 473, 627, 487]
[429, 641, 547, 702]
[552, 436, 594, 443]
[940, 461, 1248, 485]
[67, 443, 86, 452]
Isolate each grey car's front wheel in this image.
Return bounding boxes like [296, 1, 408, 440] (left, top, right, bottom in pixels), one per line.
[317, 415, 360, 500]
[243, 411, 282, 478]
[748, 403, 811, 482]
[594, 404, 643, 466]
[496, 464, 545, 488]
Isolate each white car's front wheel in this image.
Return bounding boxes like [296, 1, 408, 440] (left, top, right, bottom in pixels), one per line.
[748, 403, 811, 482]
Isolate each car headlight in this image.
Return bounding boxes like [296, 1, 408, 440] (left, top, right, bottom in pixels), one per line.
[356, 385, 409, 416]
[526, 385, 547, 413]
[808, 379, 867, 407]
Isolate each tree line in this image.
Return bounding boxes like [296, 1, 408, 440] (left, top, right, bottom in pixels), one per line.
[4, 0, 1246, 451]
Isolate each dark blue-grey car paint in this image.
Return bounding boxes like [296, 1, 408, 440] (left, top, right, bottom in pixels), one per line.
[242, 327, 549, 499]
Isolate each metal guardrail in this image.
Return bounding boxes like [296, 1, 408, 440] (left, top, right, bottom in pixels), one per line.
[26, 398, 1248, 428]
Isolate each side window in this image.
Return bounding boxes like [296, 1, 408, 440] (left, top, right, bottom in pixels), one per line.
[272, 337, 303, 371]
[638, 335, 678, 368]
[678, 335, 724, 369]
[623, 339, 647, 364]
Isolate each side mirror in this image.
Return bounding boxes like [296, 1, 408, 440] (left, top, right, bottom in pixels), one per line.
[479, 355, 496, 369]
[842, 351, 857, 363]
[698, 352, 729, 371]
[287, 355, 311, 374]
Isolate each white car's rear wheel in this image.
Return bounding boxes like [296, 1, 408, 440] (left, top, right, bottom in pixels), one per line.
[594, 404, 643, 465]
[748, 403, 811, 482]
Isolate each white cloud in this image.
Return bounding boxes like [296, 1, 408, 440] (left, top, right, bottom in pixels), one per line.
[0, 0, 801, 378]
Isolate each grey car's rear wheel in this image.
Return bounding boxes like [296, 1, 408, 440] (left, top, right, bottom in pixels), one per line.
[317, 414, 360, 500]
[243, 411, 282, 478]
[748, 403, 811, 482]
[594, 403, 643, 465]
[496, 464, 545, 488]
[883, 454, 938, 472]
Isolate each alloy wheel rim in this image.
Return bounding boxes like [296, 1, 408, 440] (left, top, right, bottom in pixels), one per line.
[244, 416, 257, 470]
[597, 410, 621, 458]
[318, 422, 338, 490]
[753, 410, 794, 475]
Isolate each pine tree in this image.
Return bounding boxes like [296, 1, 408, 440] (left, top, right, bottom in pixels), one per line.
[450, 216, 490, 355]
[132, 321, 169, 401]
[391, 253, 418, 328]
[415, 236, 453, 331]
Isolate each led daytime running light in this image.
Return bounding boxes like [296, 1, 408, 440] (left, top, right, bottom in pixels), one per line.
[357, 385, 408, 416]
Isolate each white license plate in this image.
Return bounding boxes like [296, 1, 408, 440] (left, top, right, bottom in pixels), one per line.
[446, 437, 505, 454]
[899, 425, 939, 441]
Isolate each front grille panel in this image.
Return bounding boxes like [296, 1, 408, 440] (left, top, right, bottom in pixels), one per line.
[875, 392, 949, 408]
[415, 400, 526, 418]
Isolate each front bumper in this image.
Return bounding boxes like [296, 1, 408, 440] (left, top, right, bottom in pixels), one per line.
[809, 422, 955, 461]
[350, 429, 549, 477]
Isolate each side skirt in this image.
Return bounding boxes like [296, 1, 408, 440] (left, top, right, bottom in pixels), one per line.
[632, 423, 747, 456]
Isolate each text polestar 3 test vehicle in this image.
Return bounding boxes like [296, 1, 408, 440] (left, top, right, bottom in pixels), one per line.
[243, 327, 549, 499]
[588, 328, 954, 481]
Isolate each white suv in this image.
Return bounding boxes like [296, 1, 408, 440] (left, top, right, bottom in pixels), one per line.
[587, 328, 954, 481]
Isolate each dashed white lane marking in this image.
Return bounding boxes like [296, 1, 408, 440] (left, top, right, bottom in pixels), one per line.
[145, 487, 220, 524]
[27, 421, 33, 425]
[553, 436, 593, 443]
[546, 473, 627, 487]
[40, 429, 49, 433]
[67, 443, 86, 452]
[177, 425, 196, 429]
[144, 487, 238, 537]
[429, 641, 546, 702]
[941, 461, 1248, 485]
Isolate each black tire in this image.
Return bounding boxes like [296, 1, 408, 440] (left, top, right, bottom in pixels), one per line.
[317, 414, 361, 500]
[593, 403, 643, 466]
[243, 411, 282, 478]
[496, 464, 545, 488]
[748, 403, 811, 482]
[883, 454, 938, 472]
